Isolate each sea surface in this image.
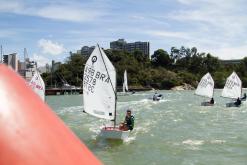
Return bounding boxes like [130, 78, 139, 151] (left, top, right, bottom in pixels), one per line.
[46, 90, 247, 165]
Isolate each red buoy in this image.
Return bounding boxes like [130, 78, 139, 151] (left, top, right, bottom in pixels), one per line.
[0, 65, 102, 165]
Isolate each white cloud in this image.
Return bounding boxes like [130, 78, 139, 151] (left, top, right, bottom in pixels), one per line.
[162, 0, 247, 59]
[211, 46, 247, 60]
[32, 53, 50, 67]
[146, 30, 190, 39]
[0, 30, 16, 38]
[38, 39, 65, 55]
[177, 0, 194, 5]
[0, 1, 106, 22]
[0, 1, 22, 12]
[36, 6, 104, 22]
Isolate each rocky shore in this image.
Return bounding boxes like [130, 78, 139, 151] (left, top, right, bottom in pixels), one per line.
[171, 83, 195, 91]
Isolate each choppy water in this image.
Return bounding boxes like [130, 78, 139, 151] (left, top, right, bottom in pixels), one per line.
[46, 90, 247, 165]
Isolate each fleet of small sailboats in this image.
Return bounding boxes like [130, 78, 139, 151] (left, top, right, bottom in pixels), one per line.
[22, 45, 247, 142]
[195, 72, 214, 106]
[221, 71, 242, 107]
[29, 70, 45, 101]
[83, 45, 129, 140]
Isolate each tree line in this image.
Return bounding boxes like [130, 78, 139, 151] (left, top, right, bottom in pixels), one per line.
[42, 46, 247, 89]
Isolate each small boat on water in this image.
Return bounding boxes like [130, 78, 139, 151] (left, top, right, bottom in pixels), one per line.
[123, 70, 128, 93]
[83, 44, 130, 140]
[149, 92, 163, 101]
[195, 72, 215, 106]
[221, 71, 242, 107]
[29, 70, 45, 101]
[118, 70, 130, 96]
[153, 93, 163, 101]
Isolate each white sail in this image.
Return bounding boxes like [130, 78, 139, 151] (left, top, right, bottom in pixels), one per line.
[123, 70, 128, 92]
[122, 82, 125, 93]
[29, 71, 45, 101]
[195, 72, 214, 98]
[83, 45, 116, 120]
[221, 72, 242, 99]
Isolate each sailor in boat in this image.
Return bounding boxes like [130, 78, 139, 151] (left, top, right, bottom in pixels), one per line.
[153, 92, 162, 101]
[209, 98, 214, 104]
[234, 97, 241, 106]
[119, 109, 135, 131]
[153, 92, 159, 101]
[241, 93, 246, 101]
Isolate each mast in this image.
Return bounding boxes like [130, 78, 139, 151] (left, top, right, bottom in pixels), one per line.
[114, 68, 117, 127]
[97, 44, 117, 127]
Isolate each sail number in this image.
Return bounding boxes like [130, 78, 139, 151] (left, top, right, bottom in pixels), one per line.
[225, 80, 240, 89]
[83, 65, 111, 93]
[199, 79, 213, 88]
[30, 81, 44, 90]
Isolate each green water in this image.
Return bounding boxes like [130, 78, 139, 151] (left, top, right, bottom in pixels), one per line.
[46, 90, 247, 165]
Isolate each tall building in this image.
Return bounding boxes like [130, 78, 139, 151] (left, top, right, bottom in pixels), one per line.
[18, 58, 38, 81]
[38, 63, 51, 74]
[81, 46, 95, 56]
[3, 53, 18, 71]
[220, 59, 242, 65]
[110, 39, 127, 50]
[52, 60, 61, 72]
[110, 39, 150, 57]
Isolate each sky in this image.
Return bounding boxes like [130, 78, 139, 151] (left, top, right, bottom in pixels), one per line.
[1, 0, 247, 66]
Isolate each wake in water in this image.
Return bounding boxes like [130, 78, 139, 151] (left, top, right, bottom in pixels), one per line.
[56, 105, 83, 115]
[118, 98, 170, 111]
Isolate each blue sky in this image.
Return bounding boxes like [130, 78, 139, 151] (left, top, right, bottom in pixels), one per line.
[1, 0, 247, 66]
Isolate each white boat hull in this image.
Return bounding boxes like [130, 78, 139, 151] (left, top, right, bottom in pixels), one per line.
[201, 102, 214, 106]
[155, 96, 162, 101]
[226, 102, 240, 107]
[100, 127, 130, 140]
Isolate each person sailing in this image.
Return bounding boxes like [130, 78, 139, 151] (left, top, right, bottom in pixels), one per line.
[209, 98, 214, 104]
[234, 97, 241, 106]
[153, 92, 158, 101]
[119, 109, 134, 131]
[241, 93, 246, 101]
[153, 91, 163, 101]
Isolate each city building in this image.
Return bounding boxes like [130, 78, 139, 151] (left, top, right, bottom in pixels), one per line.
[38, 63, 51, 74]
[73, 46, 95, 56]
[110, 39, 127, 50]
[52, 60, 61, 72]
[3, 53, 18, 71]
[220, 59, 242, 65]
[81, 46, 95, 56]
[110, 39, 150, 57]
[18, 58, 37, 81]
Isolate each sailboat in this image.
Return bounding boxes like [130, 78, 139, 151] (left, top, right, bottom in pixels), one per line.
[123, 70, 128, 93]
[29, 70, 45, 101]
[195, 72, 214, 106]
[83, 45, 129, 140]
[118, 70, 130, 96]
[221, 71, 242, 107]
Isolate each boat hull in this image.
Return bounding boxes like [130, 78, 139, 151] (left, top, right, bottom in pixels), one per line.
[226, 102, 240, 107]
[100, 127, 130, 140]
[201, 102, 214, 106]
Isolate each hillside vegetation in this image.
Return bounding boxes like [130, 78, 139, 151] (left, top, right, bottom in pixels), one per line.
[42, 46, 247, 89]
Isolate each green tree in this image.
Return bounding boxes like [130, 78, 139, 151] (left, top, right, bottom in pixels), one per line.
[151, 49, 173, 68]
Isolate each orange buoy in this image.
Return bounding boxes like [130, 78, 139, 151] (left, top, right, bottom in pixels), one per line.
[0, 65, 102, 165]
